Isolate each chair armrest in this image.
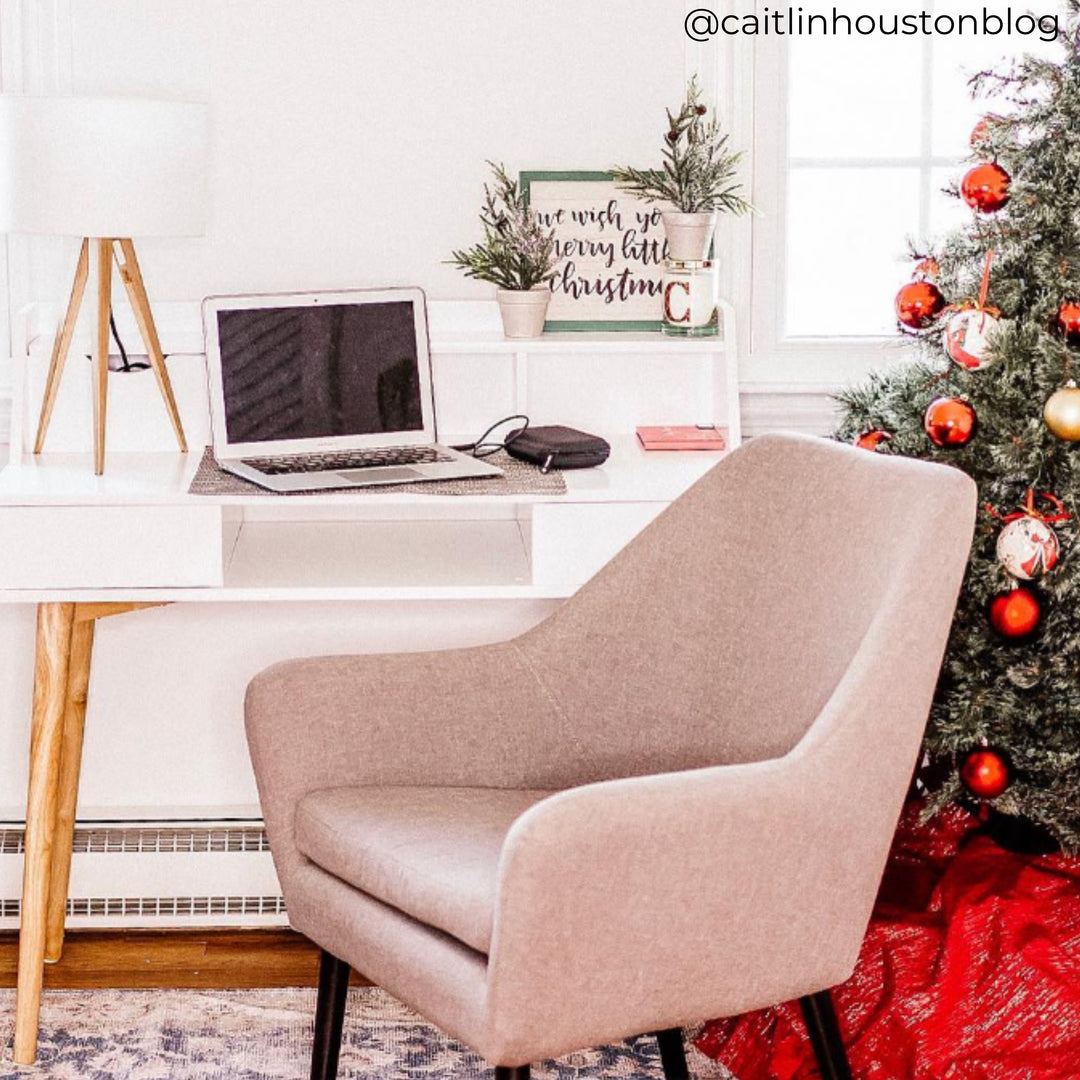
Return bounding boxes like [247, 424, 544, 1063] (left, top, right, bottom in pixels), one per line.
[485, 755, 880, 1060]
[483, 537, 955, 1060]
[244, 641, 561, 884]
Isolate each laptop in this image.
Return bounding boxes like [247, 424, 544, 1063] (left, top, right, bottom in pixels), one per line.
[202, 288, 502, 491]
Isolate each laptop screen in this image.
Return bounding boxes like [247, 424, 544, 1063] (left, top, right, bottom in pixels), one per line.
[215, 300, 424, 445]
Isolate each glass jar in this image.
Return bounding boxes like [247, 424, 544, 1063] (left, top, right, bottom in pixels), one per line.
[662, 259, 719, 337]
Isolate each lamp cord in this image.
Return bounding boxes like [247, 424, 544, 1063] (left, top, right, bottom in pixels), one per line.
[108, 309, 149, 372]
[101, 323, 521, 464]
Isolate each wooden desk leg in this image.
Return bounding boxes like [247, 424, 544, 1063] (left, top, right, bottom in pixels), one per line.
[13, 603, 76, 1066]
[43, 617, 95, 964]
[13, 601, 168, 1064]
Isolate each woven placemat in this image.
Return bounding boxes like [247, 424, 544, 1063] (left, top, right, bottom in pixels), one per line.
[188, 446, 567, 497]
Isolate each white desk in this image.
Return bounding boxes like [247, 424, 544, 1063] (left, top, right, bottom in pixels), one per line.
[0, 436, 721, 599]
[1, 300, 736, 1064]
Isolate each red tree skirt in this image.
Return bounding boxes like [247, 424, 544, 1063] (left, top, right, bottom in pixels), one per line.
[695, 801, 1080, 1080]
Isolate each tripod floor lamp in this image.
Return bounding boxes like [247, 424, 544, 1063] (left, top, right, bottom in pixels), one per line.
[0, 96, 209, 474]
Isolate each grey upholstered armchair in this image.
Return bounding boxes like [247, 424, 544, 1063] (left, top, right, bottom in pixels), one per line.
[245, 433, 976, 1080]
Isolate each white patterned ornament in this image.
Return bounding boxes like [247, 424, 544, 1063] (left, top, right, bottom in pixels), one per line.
[944, 308, 999, 371]
[996, 517, 1060, 581]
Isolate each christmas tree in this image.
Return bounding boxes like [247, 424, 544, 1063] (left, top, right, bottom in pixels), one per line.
[836, 4, 1080, 850]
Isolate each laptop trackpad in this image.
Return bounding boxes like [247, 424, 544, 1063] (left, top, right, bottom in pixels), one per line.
[337, 467, 422, 484]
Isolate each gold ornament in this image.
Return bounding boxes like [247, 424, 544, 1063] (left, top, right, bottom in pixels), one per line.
[1044, 381, 1080, 441]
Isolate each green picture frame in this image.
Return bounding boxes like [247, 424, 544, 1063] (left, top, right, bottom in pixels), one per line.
[520, 170, 665, 333]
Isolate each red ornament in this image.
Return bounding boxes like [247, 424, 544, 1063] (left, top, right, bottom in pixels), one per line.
[924, 397, 976, 448]
[970, 114, 1005, 149]
[960, 748, 1012, 800]
[961, 162, 1012, 213]
[896, 280, 946, 330]
[989, 587, 1042, 640]
[1057, 301, 1080, 344]
[854, 429, 891, 451]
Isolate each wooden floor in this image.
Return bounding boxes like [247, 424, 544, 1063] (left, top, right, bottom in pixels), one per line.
[0, 929, 370, 990]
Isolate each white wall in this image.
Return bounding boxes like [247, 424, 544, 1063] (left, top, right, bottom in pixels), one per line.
[0, 1, 695, 826]
[28, 0, 688, 304]
[0, 600, 559, 820]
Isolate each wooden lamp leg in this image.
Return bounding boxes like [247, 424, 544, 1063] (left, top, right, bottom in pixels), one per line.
[115, 238, 188, 452]
[35, 237, 188, 472]
[43, 617, 95, 963]
[13, 603, 76, 1066]
[92, 239, 112, 476]
[34, 239, 90, 455]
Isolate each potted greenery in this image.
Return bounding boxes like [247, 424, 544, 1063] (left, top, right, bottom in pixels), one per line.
[449, 162, 559, 339]
[612, 77, 752, 262]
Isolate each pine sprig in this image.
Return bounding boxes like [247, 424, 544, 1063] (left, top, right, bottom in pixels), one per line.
[448, 162, 558, 291]
[611, 77, 752, 215]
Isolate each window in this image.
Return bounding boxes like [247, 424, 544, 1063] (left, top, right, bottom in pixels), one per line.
[745, 0, 1059, 382]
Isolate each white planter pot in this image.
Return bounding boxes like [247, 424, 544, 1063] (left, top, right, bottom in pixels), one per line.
[497, 287, 551, 339]
[661, 211, 718, 262]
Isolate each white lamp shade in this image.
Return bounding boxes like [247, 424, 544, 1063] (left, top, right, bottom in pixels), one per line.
[0, 95, 208, 238]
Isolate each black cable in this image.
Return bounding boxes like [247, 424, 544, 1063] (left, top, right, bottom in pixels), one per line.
[109, 308, 150, 372]
[451, 414, 529, 459]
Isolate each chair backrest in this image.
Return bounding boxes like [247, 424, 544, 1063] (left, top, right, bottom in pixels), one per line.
[518, 433, 977, 786]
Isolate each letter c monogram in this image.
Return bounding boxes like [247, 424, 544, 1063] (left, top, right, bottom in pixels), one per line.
[664, 280, 691, 323]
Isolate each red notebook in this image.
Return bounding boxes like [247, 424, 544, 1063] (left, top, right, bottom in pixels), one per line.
[636, 425, 728, 451]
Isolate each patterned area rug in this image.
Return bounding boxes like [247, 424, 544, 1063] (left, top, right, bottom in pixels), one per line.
[0, 987, 732, 1080]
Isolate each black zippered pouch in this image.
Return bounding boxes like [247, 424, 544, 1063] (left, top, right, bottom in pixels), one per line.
[505, 425, 611, 473]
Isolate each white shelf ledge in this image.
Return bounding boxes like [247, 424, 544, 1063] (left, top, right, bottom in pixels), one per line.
[432, 331, 725, 355]
[27, 329, 726, 360]
[24, 301, 728, 359]
[0, 437, 724, 508]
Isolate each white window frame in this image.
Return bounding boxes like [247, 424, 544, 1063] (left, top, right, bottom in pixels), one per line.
[705, 10, 975, 392]
[748, 38, 905, 387]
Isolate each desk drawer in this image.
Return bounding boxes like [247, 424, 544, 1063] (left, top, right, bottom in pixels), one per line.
[0, 505, 223, 589]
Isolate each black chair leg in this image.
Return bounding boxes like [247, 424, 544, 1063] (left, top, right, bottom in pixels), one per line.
[799, 990, 853, 1080]
[494, 1068, 530, 1080]
[311, 949, 351, 1080]
[655, 1028, 690, 1080]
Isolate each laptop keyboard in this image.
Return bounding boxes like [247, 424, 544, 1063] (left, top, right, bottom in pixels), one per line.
[242, 446, 454, 476]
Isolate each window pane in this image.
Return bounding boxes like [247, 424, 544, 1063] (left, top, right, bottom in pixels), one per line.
[777, 2, 1063, 342]
[930, 3, 1060, 156]
[789, 28, 925, 160]
[929, 165, 971, 238]
[786, 167, 921, 337]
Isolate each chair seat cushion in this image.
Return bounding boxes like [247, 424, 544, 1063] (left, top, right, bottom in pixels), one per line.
[295, 786, 555, 954]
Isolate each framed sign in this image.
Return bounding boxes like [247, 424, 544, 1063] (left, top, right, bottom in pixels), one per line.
[521, 171, 669, 332]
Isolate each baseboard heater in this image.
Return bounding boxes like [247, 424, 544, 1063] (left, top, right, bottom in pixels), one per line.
[0, 822, 287, 930]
